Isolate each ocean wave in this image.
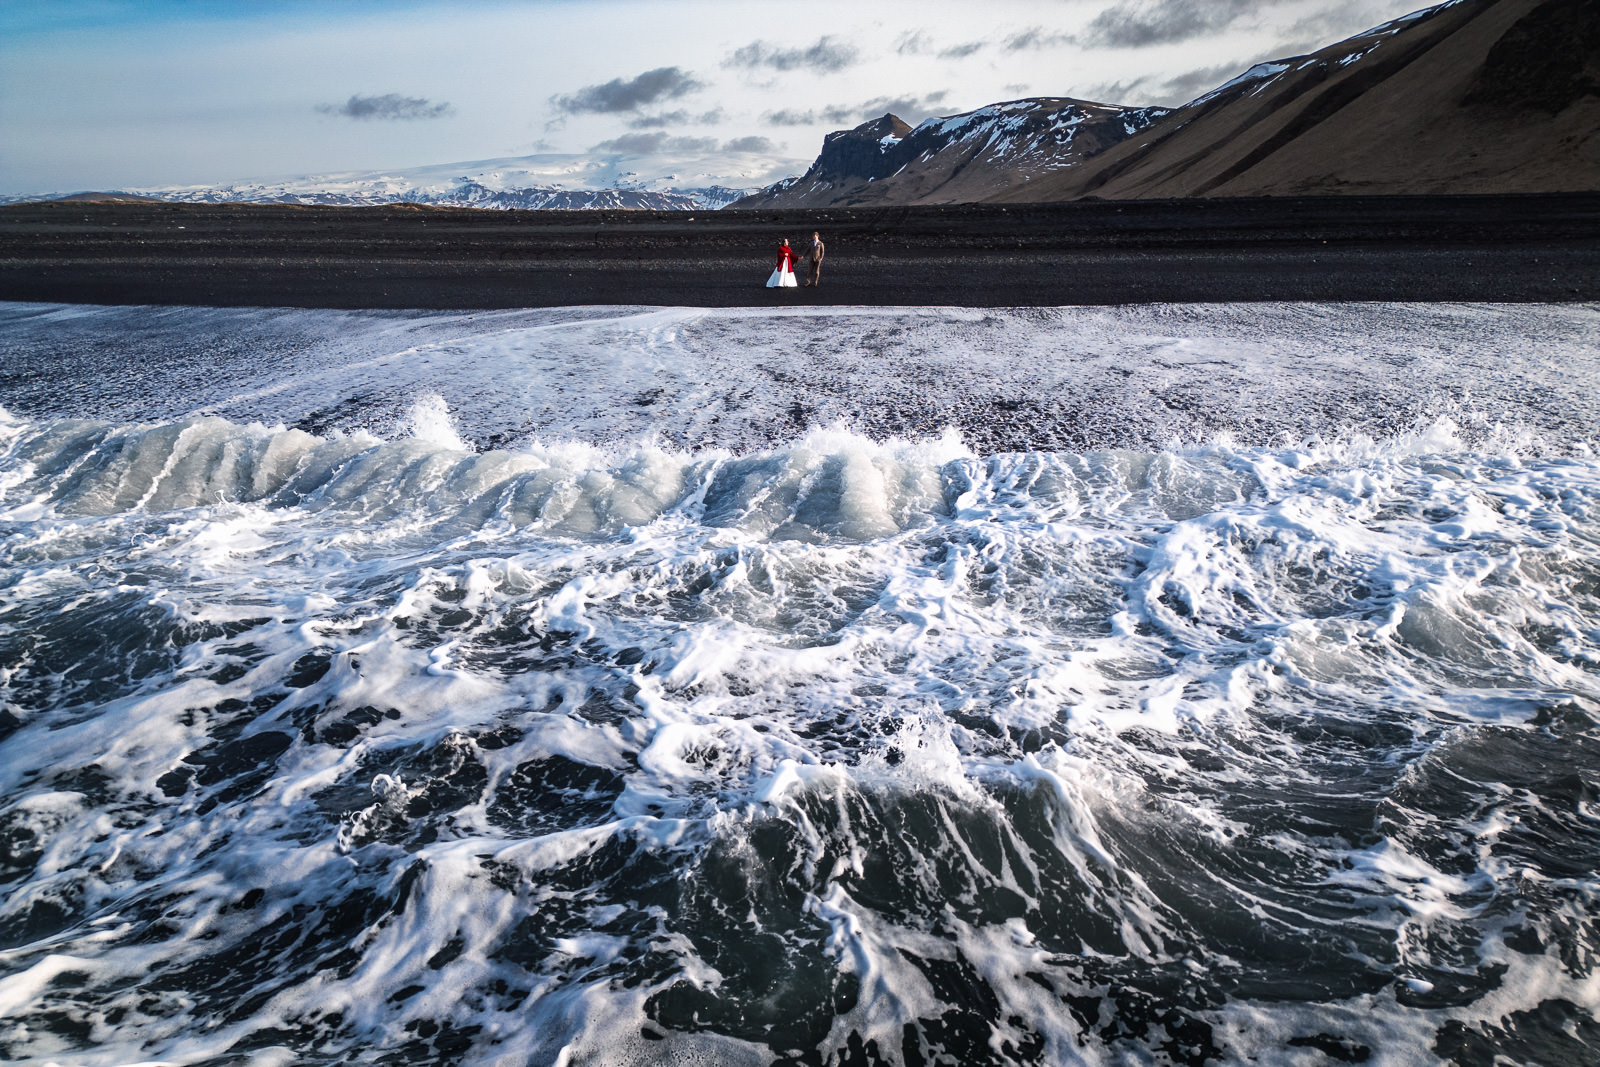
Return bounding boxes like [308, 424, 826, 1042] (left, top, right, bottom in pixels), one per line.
[2, 401, 1599, 1064]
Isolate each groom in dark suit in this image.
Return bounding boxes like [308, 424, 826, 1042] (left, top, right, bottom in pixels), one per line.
[804, 232, 825, 287]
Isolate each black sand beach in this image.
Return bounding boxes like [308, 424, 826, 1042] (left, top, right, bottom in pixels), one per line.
[3, 193, 1598, 308]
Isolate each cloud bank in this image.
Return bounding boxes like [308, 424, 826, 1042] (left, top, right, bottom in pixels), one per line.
[895, 31, 987, 59]
[1082, 0, 1278, 48]
[591, 132, 781, 155]
[1003, 27, 1075, 52]
[726, 36, 859, 73]
[765, 92, 952, 130]
[553, 67, 705, 114]
[316, 94, 453, 120]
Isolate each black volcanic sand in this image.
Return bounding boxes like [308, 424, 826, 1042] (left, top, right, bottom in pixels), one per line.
[2, 194, 1598, 308]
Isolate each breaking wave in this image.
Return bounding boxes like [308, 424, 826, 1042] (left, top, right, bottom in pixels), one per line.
[2, 400, 1598, 1065]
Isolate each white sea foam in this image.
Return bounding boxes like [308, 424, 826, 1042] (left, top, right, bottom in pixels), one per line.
[400, 393, 470, 453]
[2, 304, 1599, 1064]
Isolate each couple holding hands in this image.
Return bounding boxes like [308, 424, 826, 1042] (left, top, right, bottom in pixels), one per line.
[766, 231, 824, 288]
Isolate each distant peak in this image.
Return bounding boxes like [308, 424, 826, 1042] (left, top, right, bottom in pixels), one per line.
[844, 113, 912, 139]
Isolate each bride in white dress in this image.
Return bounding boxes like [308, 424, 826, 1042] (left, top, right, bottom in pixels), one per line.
[766, 239, 799, 288]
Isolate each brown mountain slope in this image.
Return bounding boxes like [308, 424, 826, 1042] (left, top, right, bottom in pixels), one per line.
[993, 0, 1599, 201]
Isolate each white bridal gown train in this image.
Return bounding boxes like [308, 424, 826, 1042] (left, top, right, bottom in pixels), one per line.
[767, 263, 798, 287]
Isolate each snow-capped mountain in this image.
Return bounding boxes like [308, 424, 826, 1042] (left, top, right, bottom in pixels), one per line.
[729, 100, 1168, 208]
[141, 179, 750, 211]
[11, 151, 787, 210]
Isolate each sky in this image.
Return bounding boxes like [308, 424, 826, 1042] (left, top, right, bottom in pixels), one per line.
[0, 0, 1435, 195]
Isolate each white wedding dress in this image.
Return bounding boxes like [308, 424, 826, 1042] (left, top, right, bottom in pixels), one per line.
[766, 261, 798, 288]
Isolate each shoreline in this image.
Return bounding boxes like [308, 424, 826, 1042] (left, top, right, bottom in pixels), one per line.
[3, 302, 1595, 457]
[2, 193, 1598, 308]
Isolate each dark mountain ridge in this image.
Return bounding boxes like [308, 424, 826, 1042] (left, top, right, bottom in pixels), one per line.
[730, 99, 1167, 208]
[735, 0, 1598, 208]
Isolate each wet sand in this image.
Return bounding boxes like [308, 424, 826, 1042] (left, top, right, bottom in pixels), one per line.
[3, 301, 1596, 455]
[1, 193, 1597, 308]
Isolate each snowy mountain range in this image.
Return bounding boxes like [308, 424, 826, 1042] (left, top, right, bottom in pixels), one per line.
[2, 151, 777, 210]
[138, 181, 751, 211]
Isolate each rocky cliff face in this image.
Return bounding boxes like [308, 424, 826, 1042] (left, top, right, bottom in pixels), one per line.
[807, 115, 915, 185]
[728, 99, 1166, 209]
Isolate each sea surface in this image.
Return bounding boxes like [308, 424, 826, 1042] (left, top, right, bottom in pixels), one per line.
[1, 301, 1598, 1066]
